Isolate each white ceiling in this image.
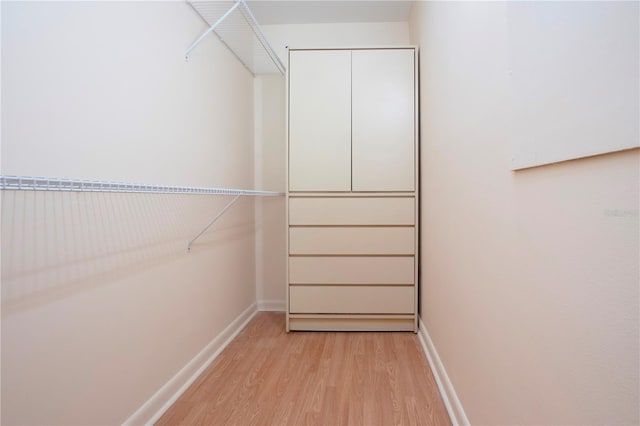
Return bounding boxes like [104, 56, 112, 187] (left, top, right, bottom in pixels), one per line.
[246, 1, 412, 25]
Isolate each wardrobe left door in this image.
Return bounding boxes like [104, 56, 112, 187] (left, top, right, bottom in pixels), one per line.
[288, 50, 352, 192]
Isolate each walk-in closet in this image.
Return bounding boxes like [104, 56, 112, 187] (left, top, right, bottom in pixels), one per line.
[2, 1, 638, 425]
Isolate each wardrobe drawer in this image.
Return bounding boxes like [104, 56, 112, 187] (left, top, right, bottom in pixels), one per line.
[289, 227, 414, 255]
[289, 197, 414, 225]
[289, 285, 414, 314]
[289, 256, 414, 284]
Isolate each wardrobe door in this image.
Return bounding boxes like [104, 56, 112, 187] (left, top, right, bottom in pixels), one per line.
[289, 50, 352, 191]
[351, 49, 415, 192]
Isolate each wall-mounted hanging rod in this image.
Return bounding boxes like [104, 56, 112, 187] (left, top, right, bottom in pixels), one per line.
[186, 0, 286, 75]
[0, 175, 282, 197]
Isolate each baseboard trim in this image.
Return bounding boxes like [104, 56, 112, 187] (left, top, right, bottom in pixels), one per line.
[257, 299, 285, 311]
[417, 317, 470, 426]
[123, 303, 258, 425]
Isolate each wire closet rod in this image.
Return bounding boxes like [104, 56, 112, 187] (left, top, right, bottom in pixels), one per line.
[0, 175, 283, 197]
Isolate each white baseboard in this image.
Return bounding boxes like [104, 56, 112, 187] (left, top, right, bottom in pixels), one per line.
[257, 299, 285, 311]
[417, 317, 470, 426]
[123, 303, 258, 426]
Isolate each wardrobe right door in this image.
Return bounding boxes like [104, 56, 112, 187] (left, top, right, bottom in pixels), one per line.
[351, 49, 416, 192]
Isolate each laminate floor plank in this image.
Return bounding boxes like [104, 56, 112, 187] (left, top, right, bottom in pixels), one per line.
[156, 312, 451, 426]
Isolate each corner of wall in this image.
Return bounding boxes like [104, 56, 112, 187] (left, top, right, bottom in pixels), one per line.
[257, 299, 286, 312]
[123, 303, 258, 425]
[417, 317, 470, 426]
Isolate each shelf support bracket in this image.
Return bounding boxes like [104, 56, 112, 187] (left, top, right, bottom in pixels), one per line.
[187, 194, 241, 252]
[185, 0, 242, 60]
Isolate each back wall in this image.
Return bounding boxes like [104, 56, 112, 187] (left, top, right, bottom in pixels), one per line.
[254, 20, 412, 304]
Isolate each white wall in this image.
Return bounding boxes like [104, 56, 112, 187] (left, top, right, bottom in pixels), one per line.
[507, 1, 639, 169]
[2, 2, 257, 424]
[254, 74, 286, 308]
[263, 21, 410, 65]
[410, 2, 639, 425]
[254, 21, 411, 304]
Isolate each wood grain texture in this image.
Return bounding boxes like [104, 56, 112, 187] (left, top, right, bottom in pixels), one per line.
[156, 312, 450, 426]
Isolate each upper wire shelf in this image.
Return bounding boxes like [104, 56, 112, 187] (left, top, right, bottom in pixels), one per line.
[0, 175, 283, 197]
[186, 0, 285, 75]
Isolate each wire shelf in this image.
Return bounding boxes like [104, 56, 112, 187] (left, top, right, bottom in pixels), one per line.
[187, 0, 285, 75]
[0, 175, 283, 197]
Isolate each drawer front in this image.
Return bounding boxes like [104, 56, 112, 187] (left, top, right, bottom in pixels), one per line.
[289, 197, 414, 225]
[289, 256, 414, 284]
[289, 227, 414, 255]
[289, 285, 414, 314]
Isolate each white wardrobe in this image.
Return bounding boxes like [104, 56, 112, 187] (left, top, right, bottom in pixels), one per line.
[286, 47, 419, 332]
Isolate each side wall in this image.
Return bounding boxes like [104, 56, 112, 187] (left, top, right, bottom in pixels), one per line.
[1, 2, 256, 424]
[410, 2, 639, 424]
[254, 21, 411, 304]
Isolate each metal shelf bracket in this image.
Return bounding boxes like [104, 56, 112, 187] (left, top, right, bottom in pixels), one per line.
[187, 194, 240, 252]
[185, 0, 241, 61]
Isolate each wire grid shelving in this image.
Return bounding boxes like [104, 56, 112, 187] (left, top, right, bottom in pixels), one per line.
[0, 175, 283, 197]
[186, 0, 285, 75]
[1, 175, 283, 251]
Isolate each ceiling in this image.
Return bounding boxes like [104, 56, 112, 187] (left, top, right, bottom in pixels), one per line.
[245, 1, 412, 25]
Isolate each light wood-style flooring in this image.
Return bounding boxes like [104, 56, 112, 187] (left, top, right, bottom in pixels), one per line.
[156, 312, 451, 426]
